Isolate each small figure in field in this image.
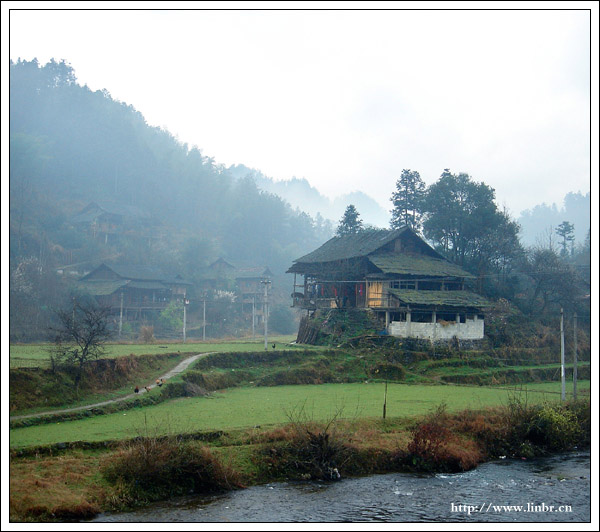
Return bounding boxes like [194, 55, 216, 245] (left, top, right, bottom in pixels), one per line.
[156, 379, 160, 386]
[272, 343, 276, 349]
[134, 386, 139, 394]
[158, 378, 164, 387]
[145, 386, 151, 393]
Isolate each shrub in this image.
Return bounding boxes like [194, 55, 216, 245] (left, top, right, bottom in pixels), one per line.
[368, 361, 406, 381]
[404, 403, 483, 472]
[256, 405, 352, 481]
[102, 436, 243, 504]
[485, 395, 590, 457]
[568, 399, 591, 446]
[527, 404, 580, 451]
[139, 326, 155, 344]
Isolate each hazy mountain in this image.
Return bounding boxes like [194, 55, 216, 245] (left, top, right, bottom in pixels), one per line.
[228, 164, 390, 228]
[517, 191, 590, 247]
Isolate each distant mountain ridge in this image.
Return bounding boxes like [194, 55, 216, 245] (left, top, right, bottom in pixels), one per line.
[517, 191, 590, 246]
[228, 164, 390, 228]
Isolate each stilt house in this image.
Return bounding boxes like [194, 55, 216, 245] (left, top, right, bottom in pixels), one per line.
[78, 263, 191, 321]
[287, 227, 490, 340]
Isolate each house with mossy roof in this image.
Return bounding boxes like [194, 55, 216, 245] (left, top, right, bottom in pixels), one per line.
[287, 226, 490, 341]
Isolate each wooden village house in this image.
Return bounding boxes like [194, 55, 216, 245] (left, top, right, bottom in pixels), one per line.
[287, 227, 490, 341]
[71, 201, 152, 245]
[236, 266, 273, 326]
[196, 258, 237, 293]
[196, 258, 274, 327]
[78, 263, 191, 322]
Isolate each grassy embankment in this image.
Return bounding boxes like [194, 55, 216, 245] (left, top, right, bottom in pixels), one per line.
[9, 338, 591, 522]
[9, 335, 301, 368]
[9, 394, 591, 522]
[10, 343, 589, 423]
[9, 379, 589, 448]
[8, 336, 313, 416]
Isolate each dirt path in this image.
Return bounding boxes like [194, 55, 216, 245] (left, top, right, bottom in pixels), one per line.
[10, 352, 215, 422]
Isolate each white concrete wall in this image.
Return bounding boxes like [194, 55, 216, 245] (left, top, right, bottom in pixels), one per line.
[388, 317, 484, 340]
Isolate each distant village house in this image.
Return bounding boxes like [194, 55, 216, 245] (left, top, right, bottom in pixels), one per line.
[197, 258, 273, 327]
[71, 201, 152, 245]
[78, 263, 191, 322]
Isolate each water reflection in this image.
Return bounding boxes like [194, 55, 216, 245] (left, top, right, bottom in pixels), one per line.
[92, 451, 590, 523]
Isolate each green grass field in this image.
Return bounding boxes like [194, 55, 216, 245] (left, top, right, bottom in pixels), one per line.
[9, 335, 304, 368]
[9, 380, 589, 449]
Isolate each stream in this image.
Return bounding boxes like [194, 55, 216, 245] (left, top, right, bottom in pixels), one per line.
[92, 450, 590, 523]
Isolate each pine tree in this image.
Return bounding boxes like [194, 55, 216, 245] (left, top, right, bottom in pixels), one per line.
[336, 204, 363, 236]
[555, 221, 575, 257]
[390, 169, 425, 231]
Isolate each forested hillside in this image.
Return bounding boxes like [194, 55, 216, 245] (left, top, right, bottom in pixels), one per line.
[10, 59, 333, 273]
[9, 59, 332, 339]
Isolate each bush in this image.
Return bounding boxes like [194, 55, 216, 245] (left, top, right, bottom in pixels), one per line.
[256, 405, 351, 481]
[102, 436, 243, 504]
[139, 326, 155, 343]
[527, 404, 580, 451]
[368, 362, 406, 381]
[474, 395, 591, 457]
[405, 420, 482, 473]
[156, 302, 183, 335]
[403, 404, 483, 472]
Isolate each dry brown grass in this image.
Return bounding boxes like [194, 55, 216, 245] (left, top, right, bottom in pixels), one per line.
[101, 435, 244, 505]
[9, 452, 105, 522]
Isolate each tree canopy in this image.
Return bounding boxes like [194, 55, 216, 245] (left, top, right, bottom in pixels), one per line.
[421, 170, 522, 272]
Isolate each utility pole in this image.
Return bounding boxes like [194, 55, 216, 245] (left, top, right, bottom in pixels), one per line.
[383, 379, 388, 419]
[560, 307, 565, 401]
[261, 279, 271, 350]
[118, 290, 124, 339]
[202, 295, 206, 341]
[573, 313, 578, 401]
[183, 297, 189, 343]
[252, 295, 256, 340]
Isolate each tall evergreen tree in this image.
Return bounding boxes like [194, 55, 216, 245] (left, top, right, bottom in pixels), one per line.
[389, 169, 425, 231]
[555, 220, 575, 257]
[336, 204, 363, 236]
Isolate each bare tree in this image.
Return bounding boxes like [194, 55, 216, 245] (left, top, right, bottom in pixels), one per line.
[50, 300, 112, 396]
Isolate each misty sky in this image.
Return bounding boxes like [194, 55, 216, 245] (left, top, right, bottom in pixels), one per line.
[6, 6, 596, 218]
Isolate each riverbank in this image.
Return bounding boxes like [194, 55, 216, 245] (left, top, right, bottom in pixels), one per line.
[91, 451, 592, 523]
[9, 398, 590, 522]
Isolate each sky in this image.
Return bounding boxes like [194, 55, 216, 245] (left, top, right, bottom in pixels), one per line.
[4, 3, 598, 219]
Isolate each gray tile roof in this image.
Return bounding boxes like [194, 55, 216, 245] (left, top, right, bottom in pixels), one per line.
[291, 228, 410, 264]
[388, 289, 490, 308]
[369, 252, 474, 278]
